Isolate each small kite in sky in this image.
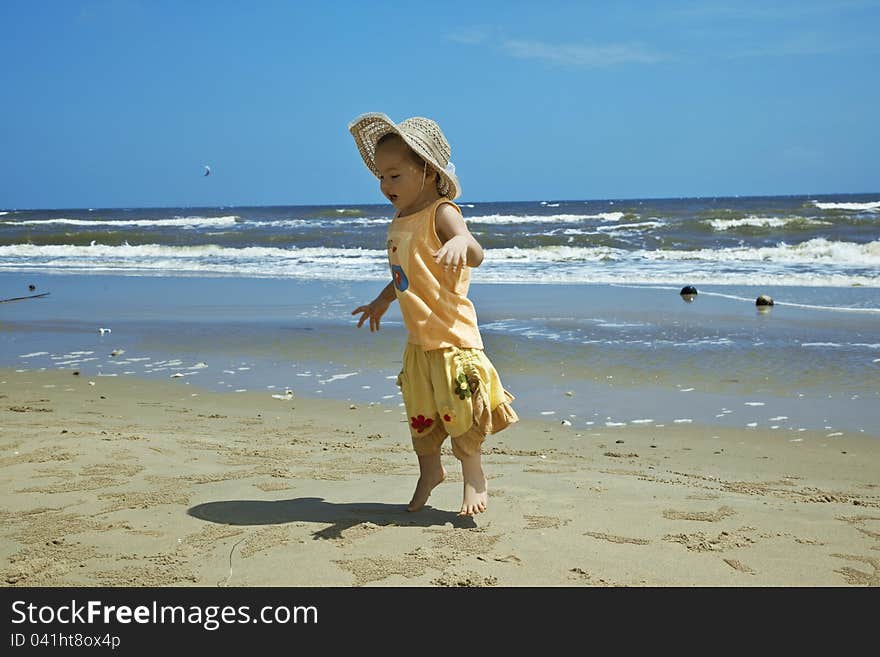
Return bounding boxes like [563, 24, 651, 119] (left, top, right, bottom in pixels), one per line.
[203, 165, 211, 177]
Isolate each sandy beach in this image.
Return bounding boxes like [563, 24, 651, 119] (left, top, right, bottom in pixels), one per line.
[3, 0, 879, 599]
[2, 367, 878, 587]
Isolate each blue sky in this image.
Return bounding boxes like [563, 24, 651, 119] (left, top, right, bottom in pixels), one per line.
[1, 0, 878, 209]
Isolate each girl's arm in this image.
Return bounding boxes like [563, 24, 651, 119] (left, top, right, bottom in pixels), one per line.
[351, 281, 395, 332]
[433, 203, 484, 270]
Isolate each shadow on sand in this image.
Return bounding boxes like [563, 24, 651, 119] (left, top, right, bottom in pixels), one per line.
[187, 497, 475, 539]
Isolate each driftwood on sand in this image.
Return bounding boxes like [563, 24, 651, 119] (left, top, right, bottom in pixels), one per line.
[0, 292, 50, 304]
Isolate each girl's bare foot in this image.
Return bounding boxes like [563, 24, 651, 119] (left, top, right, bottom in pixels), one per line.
[407, 453, 446, 512]
[459, 452, 488, 516]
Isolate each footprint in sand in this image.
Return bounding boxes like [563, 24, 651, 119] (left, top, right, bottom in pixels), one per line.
[831, 554, 880, 586]
[523, 514, 569, 530]
[583, 531, 650, 545]
[663, 506, 736, 522]
[723, 558, 756, 574]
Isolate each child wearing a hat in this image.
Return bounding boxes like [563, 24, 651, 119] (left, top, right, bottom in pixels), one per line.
[349, 113, 518, 516]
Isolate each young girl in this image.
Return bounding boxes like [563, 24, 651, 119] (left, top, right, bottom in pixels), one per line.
[349, 113, 518, 517]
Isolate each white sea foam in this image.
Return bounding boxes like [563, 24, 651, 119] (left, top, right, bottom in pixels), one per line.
[802, 342, 880, 348]
[466, 212, 625, 224]
[639, 238, 880, 266]
[0, 243, 388, 279]
[6, 215, 240, 228]
[484, 239, 880, 282]
[19, 352, 49, 358]
[596, 321, 648, 328]
[2, 239, 879, 289]
[706, 216, 831, 230]
[595, 220, 666, 232]
[267, 217, 391, 228]
[812, 200, 880, 211]
[318, 372, 359, 384]
[672, 338, 734, 347]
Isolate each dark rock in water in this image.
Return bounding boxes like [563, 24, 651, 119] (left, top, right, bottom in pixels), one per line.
[756, 294, 774, 306]
[680, 285, 698, 303]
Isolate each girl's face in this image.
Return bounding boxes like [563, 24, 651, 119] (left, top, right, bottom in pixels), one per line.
[374, 137, 438, 215]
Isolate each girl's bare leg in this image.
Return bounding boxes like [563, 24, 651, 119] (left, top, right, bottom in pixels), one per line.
[407, 452, 446, 512]
[458, 452, 487, 516]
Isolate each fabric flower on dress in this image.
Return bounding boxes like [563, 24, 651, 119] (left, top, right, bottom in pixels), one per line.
[455, 372, 472, 400]
[440, 408, 455, 424]
[410, 414, 434, 433]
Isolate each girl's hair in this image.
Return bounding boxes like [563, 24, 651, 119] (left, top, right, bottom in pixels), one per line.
[376, 133, 426, 168]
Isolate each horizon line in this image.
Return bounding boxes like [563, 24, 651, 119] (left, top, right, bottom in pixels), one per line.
[2, 190, 879, 213]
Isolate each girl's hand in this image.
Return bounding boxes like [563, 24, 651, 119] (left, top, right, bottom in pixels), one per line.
[351, 297, 391, 332]
[433, 235, 470, 272]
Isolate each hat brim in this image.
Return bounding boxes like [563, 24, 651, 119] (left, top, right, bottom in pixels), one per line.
[348, 112, 461, 200]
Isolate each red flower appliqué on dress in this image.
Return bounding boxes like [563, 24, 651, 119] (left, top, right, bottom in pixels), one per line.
[410, 415, 434, 433]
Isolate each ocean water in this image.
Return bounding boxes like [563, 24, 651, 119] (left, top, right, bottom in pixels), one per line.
[1, 193, 878, 438]
[2, 194, 879, 288]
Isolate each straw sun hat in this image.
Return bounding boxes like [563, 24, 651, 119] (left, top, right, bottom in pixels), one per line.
[348, 112, 461, 200]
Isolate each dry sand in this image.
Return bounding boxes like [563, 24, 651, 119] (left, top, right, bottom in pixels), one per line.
[1, 368, 878, 587]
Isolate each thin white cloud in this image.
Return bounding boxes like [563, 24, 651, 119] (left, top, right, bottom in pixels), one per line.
[501, 39, 667, 67]
[449, 1, 878, 68]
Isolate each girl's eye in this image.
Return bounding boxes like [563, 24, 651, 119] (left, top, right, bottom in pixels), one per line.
[391, 175, 399, 179]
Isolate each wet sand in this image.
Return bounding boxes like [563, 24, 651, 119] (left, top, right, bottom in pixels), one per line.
[2, 368, 878, 587]
[4, 273, 878, 437]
